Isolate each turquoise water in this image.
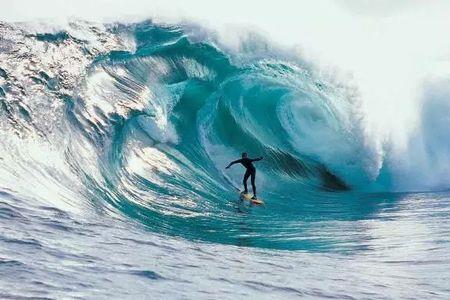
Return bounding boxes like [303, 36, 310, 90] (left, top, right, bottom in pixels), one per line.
[77, 22, 362, 248]
[1, 20, 450, 298]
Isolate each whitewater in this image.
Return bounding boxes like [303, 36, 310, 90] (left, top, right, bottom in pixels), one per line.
[1, 1, 450, 299]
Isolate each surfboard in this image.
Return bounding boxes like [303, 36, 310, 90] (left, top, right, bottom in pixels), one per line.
[240, 192, 264, 205]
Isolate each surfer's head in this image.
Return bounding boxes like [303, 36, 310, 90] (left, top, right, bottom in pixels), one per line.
[242, 152, 248, 158]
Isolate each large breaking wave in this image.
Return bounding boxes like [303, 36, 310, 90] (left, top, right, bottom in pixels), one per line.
[1, 20, 449, 249]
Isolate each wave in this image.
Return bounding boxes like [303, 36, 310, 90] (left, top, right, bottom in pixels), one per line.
[0, 20, 448, 249]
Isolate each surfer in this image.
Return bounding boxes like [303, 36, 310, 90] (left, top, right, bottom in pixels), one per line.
[225, 153, 263, 199]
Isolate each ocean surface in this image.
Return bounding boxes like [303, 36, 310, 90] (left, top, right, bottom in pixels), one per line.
[1, 20, 450, 299]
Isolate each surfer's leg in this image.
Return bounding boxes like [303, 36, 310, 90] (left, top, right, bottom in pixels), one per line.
[243, 170, 251, 193]
[251, 171, 256, 198]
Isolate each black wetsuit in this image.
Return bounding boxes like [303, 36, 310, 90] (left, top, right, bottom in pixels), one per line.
[227, 157, 262, 196]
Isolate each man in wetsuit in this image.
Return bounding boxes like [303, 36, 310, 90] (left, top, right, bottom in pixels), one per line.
[225, 153, 263, 199]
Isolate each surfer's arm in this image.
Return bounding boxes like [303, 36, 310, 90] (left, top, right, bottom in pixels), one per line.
[225, 159, 242, 169]
[251, 157, 263, 162]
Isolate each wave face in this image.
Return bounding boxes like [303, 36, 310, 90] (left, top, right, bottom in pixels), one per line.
[0, 20, 434, 249]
